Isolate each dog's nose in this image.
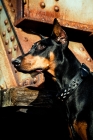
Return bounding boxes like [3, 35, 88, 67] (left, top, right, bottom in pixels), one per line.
[12, 58, 21, 67]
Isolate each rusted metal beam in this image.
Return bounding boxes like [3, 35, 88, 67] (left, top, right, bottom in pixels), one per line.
[15, 0, 24, 22]
[1, 0, 93, 92]
[13, 0, 93, 32]
[69, 41, 93, 72]
[0, 0, 45, 89]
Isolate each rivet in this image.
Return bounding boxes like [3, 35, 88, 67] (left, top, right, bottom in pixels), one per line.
[8, 48, 12, 54]
[5, 40, 9, 45]
[11, 9, 15, 12]
[2, 31, 6, 36]
[4, 20, 8, 25]
[40, 2, 45, 8]
[10, 36, 15, 41]
[54, 6, 59, 12]
[87, 57, 91, 62]
[0, 6, 2, 11]
[19, 82, 22, 86]
[80, 47, 84, 51]
[9, 3, 13, 7]
[14, 45, 18, 50]
[24, 37, 28, 42]
[7, 27, 11, 32]
[42, 18, 45, 22]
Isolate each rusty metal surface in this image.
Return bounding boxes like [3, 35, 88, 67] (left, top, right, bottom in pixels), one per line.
[69, 42, 93, 72]
[0, 36, 17, 89]
[1, 0, 93, 91]
[13, 0, 93, 32]
[0, 0, 45, 89]
[15, 27, 40, 53]
[2, 0, 16, 24]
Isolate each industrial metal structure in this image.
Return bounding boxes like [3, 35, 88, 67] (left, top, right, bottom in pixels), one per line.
[0, 0, 93, 107]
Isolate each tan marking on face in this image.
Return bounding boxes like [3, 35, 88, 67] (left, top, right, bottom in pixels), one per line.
[47, 52, 56, 76]
[20, 52, 56, 77]
[68, 125, 74, 140]
[21, 55, 49, 71]
[73, 120, 88, 140]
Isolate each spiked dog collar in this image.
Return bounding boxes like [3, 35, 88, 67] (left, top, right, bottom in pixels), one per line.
[57, 63, 90, 101]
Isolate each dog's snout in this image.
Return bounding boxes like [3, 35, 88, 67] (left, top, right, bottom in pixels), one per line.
[12, 58, 21, 67]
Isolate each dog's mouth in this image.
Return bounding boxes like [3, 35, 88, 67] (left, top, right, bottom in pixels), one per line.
[31, 68, 44, 75]
[30, 69, 43, 77]
[12, 59, 50, 77]
[14, 65, 48, 76]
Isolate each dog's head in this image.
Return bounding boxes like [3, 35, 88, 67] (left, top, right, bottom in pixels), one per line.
[12, 18, 68, 78]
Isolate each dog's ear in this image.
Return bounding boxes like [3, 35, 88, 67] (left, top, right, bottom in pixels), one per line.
[51, 18, 68, 45]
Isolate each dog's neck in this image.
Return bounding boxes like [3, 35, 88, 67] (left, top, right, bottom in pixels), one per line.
[55, 48, 81, 91]
[53, 48, 90, 101]
[43, 48, 81, 91]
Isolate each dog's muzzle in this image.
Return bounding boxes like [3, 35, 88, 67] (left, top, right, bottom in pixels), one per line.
[12, 58, 22, 68]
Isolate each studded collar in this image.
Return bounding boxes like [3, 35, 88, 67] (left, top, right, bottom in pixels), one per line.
[57, 63, 90, 101]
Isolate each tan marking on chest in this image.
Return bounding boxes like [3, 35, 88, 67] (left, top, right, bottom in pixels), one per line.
[68, 125, 74, 140]
[73, 120, 88, 140]
[47, 52, 56, 76]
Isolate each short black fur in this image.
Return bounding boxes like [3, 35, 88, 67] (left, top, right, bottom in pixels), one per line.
[12, 18, 93, 140]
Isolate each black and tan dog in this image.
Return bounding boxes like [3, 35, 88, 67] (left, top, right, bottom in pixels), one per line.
[12, 19, 93, 140]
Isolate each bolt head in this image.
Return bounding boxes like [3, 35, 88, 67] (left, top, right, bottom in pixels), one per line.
[40, 2, 45, 8]
[7, 27, 11, 32]
[54, 6, 59, 12]
[2, 31, 6, 36]
[11, 9, 15, 12]
[5, 40, 9, 45]
[8, 48, 12, 54]
[80, 47, 84, 51]
[4, 20, 8, 25]
[87, 57, 91, 62]
[10, 36, 15, 41]
[14, 45, 18, 50]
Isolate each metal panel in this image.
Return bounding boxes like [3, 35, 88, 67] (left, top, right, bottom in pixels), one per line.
[14, 0, 93, 32]
[1, 0, 93, 91]
[0, 0, 37, 89]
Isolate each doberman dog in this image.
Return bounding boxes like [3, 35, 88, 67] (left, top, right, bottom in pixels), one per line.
[12, 18, 93, 140]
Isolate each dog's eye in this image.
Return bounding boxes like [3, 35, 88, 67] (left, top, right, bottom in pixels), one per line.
[37, 44, 46, 50]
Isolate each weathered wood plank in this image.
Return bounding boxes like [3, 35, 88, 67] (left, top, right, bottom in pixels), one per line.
[0, 87, 56, 108]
